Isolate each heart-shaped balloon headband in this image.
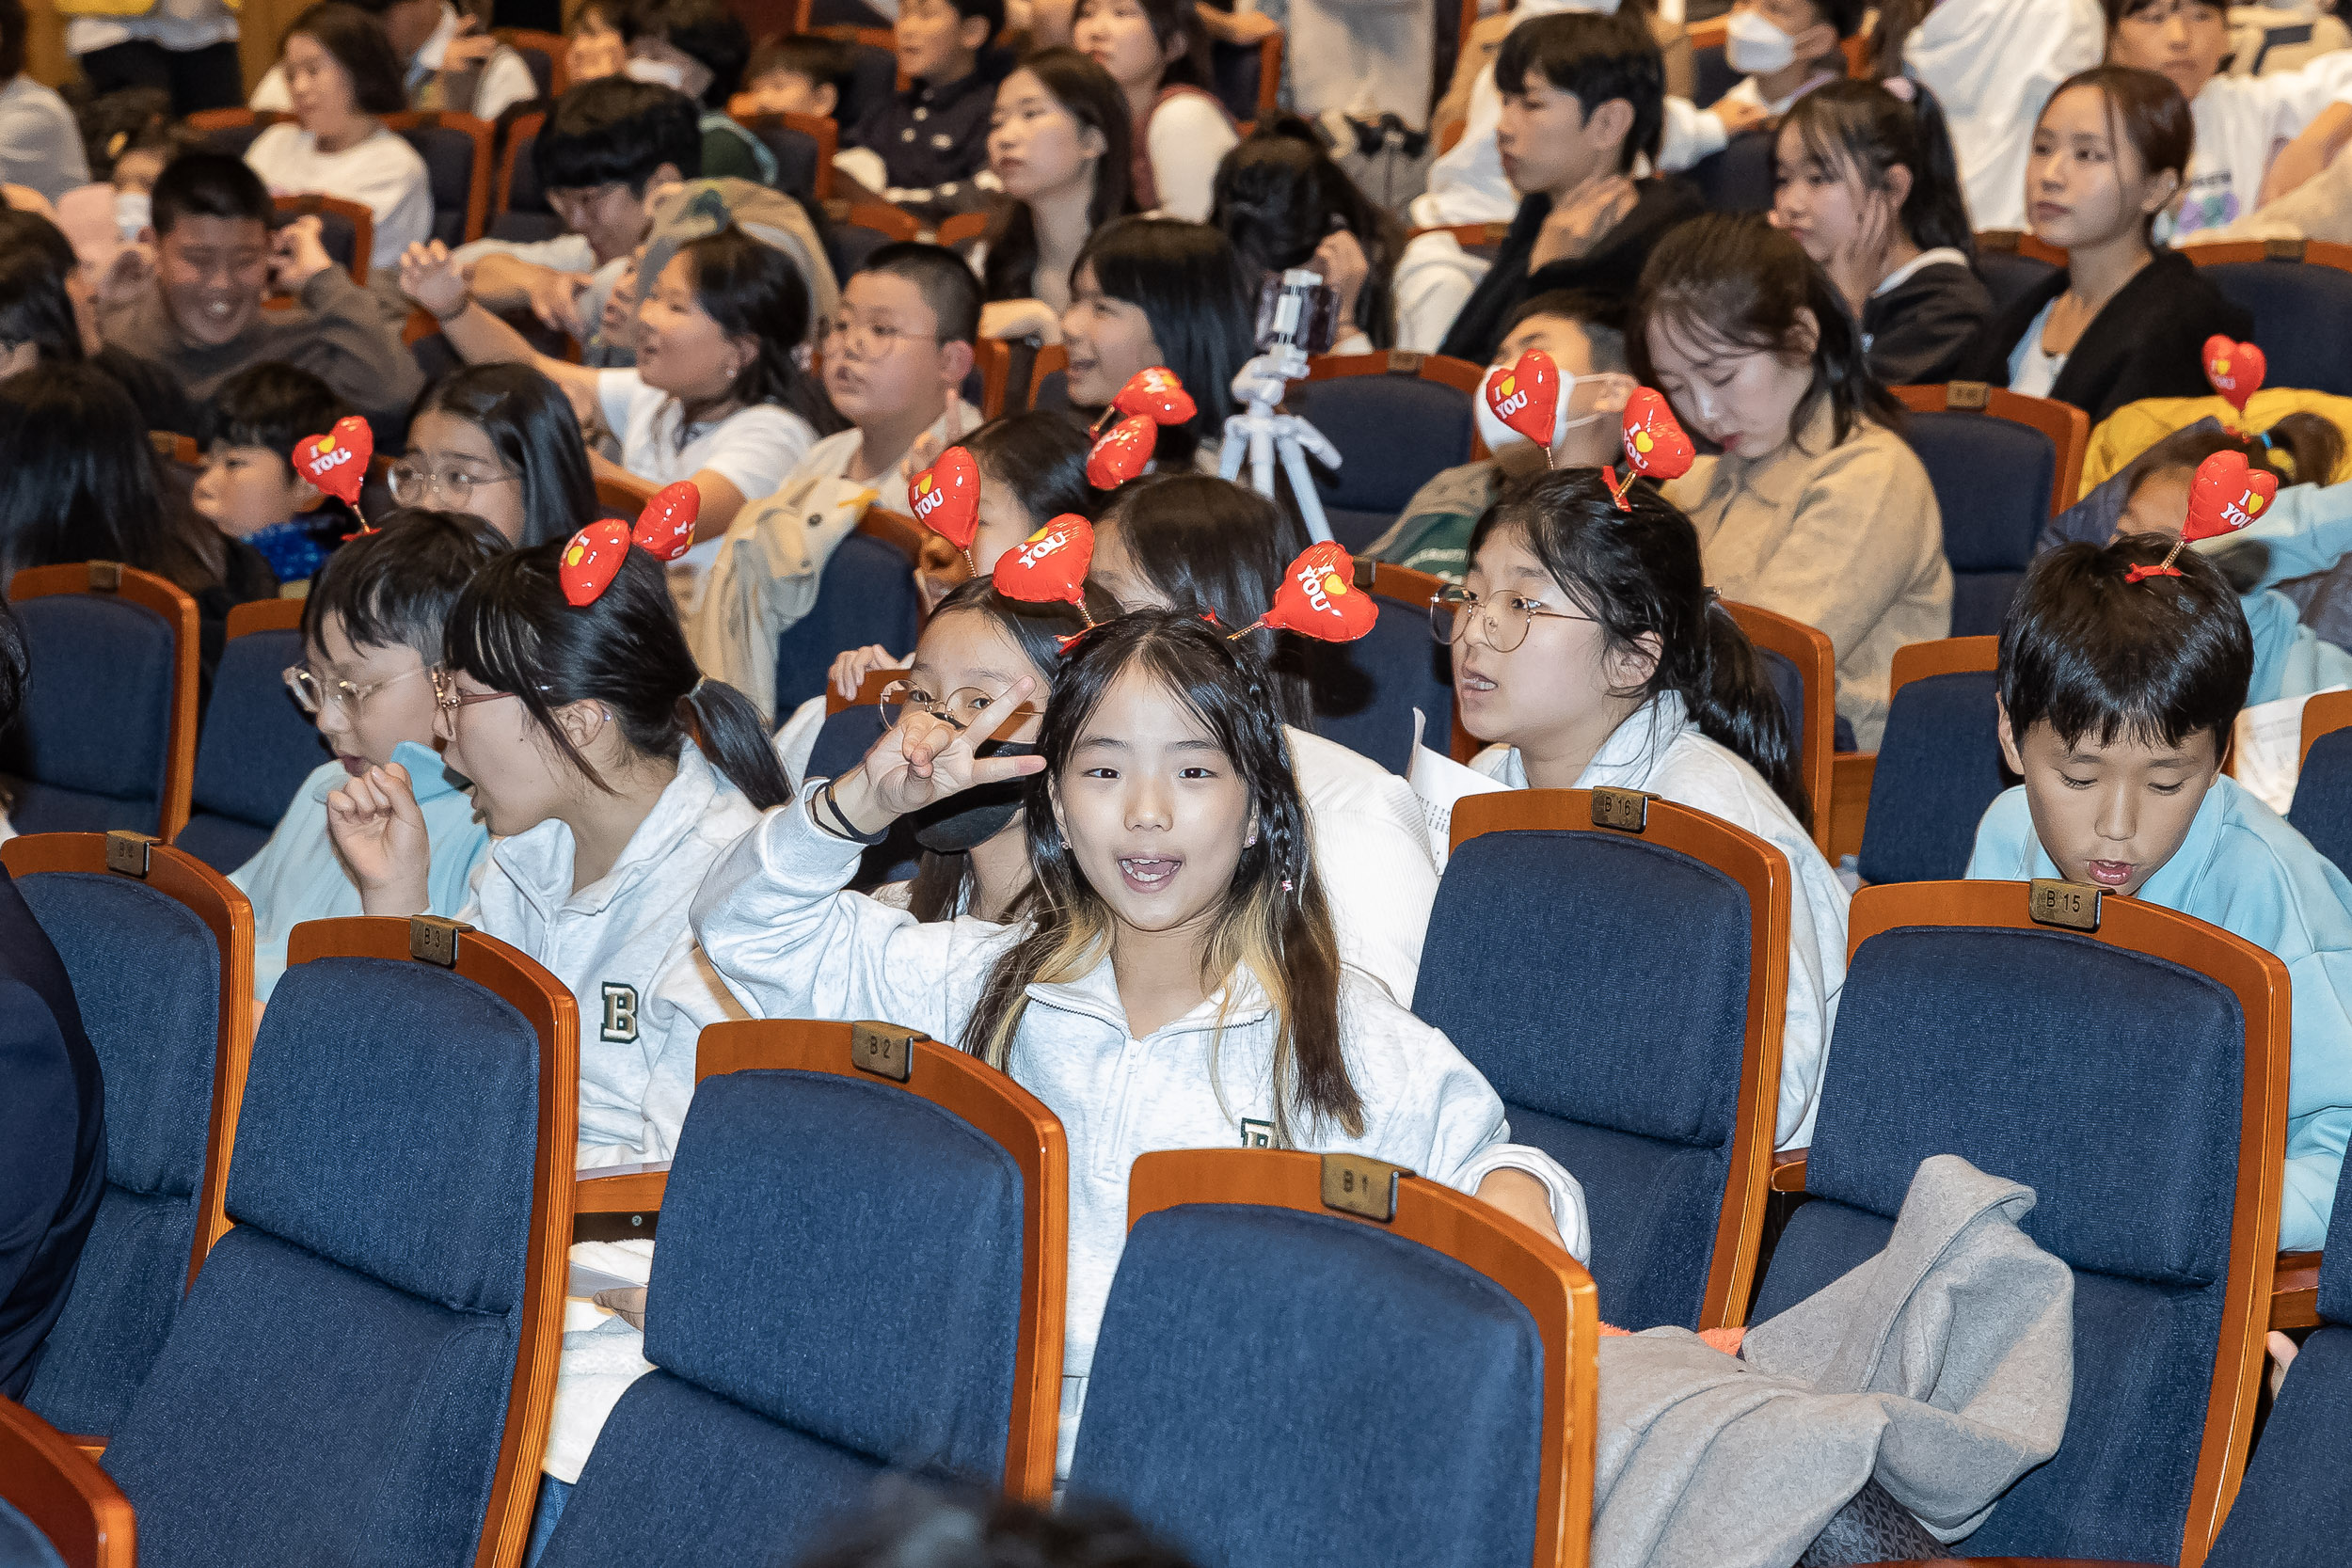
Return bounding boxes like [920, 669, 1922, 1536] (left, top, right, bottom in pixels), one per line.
[1606, 389, 1695, 509]
[559, 482, 703, 606]
[2203, 334, 2266, 423]
[294, 417, 374, 536]
[907, 446, 980, 566]
[2124, 449, 2276, 582]
[1085, 369, 1197, 485]
[1223, 543, 1380, 643]
[992, 514, 1099, 648]
[1483, 349, 1562, 464]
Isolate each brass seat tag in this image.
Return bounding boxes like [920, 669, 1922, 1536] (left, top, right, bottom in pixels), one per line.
[1321, 1153, 1409, 1223]
[850, 1022, 925, 1082]
[2028, 879, 2102, 932]
[104, 831, 157, 878]
[409, 914, 473, 967]
[1590, 786, 1654, 832]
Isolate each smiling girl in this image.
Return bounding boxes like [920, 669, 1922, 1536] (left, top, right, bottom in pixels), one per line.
[1061, 215, 1252, 469]
[1073, 0, 1235, 219]
[1636, 213, 1947, 749]
[977, 48, 1134, 341]
[685, 609, 1588, 1476]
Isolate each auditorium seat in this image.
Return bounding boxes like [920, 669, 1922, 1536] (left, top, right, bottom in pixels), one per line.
[0, 1397, 133, 1568]
[1850, 636, 2009, 885]
[1304, 558, 1452, 775]
[1889, 383, 2087, 638]
[2287, 689, 2352, 879]
[1724, 598, 1836, 855]
[174, 600, 325, 875]
[1293, 352, 1483, 554]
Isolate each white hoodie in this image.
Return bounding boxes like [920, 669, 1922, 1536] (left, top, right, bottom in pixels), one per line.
[1902, 0, 2105, 231]
[464, 740, 759, 1168]
[675, 793, 1592, 1476]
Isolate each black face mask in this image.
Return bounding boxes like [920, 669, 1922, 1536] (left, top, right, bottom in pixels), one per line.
[908, 739, 1040, 852]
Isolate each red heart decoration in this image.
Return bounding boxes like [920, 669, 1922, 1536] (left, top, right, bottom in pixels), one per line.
[992, 514, 1094, 609]
[1484, 350, 1559, 448]
[1086, 415, 1158, 489]
[559, 519, 634, 607]
[2203, 335, 2267, 414]
[907, 446, 980, 550]
[2183, 449, 2279, 544]
[1622, 388, 1695, 483]
[1261, 543, 1379, 643]
[1111, 366, 1197, 427]
[294, 416, 373, 508]
[630, 481, 700, 562]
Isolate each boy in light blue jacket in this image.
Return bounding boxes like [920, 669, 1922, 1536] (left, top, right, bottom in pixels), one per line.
[1967, 534, 2352, 1251]
[230, 511, 504, 1000]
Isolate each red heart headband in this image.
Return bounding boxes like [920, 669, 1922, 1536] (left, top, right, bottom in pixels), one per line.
[2203, 334, 2266, 421]
[2125, 449, 2275, 582]
[294, 417, 374, 536]
[1224, 543, 1379, 643]
[1483, 350, 1561, 464]
[1085, 369, 1198, 486]
[558, 482, 703, 606]
[1089, 366, 1197, 437]
[992, 514, 1098, 649]
[1605, 389, 1695, 510]
[907, 445, 980, 564]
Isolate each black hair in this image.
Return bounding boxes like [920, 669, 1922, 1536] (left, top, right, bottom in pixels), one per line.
[668, 227, 828, 427]
[1493, 10, 1665, 174]
[444, 539, 793, 809]
[1208, 118, 1403, 351]
[301, 507, 509, 660]
[961, 610, 1358, 1144]
[1072, 216, 1253, 466]
[1073, 0, 1207, 89]
[151, 150, 274, 236]
[0, 230, 83, 364]
[200, 361, 353, 467]
[1779, 78, 1976, 259]
[75, 86, 193, 185]
[2105, 0, 2225, 24]
[1098, 472, 1313, 725]
[536, 76, 705, 193]
[0, 595, 25, 741]
[979, 47, 1134, 307]
[281, 2, 410, 118]
[963, 410, 1095, 526]
[2001, 535, 2251, 752]
[626, 0, 754, 104]
[1470, 469, 1811, 827]
[748, 31, 857, 97]
[861, 241, 984, 346]
[934, 0, 1009, 40]
[796, 1477, 1198, 1568]
[412, 363, 600, 547]
[2039, 66, 2196, 243]
[0, 362, 214, 593]
[1503, 288, 1629, 371]
[1632, 213, 1902, 451]
[2122, 417, 2345, 515]
[1814, 0, 1870, 41]
[0, 0, 24, 79]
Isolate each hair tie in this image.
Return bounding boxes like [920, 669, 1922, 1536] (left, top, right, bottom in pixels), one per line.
[1882, 74, 1916, 102]
[559, 483, 700, 605]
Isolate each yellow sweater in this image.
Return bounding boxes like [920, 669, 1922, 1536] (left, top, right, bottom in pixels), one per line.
[2082, 389, 2352, 495]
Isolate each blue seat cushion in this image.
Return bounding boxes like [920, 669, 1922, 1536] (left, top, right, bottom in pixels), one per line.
[1071, 1205, 1541, 1568]
[1506, 1106, 1727, 1330]
[1301, 607, 1450, 775]
[0, 594, 176, 834]
[2201, 1325, 2352, 1568]
[185, 626, 325, 859]
[0, 1497, 63, 1568]
[1855, 670, 2009, 885]
[24, 1186, 199, 1435]
[2288, 725, 2352, 884]
[395, 124, 479, 249]
[773, 533, 922, 720]
[1899, 409, 2051, 638]
[1288, 374, 1474, 521]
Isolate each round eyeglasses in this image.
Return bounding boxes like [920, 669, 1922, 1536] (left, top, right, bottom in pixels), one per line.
[430, 666, 523, 721]
[389, 461, 520, 510]
[879, 680, 1044, 734]
[1428, 584, 1594, 654]
[283, 663, 428, 720]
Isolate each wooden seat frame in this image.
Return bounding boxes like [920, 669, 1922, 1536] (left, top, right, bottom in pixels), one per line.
[1126, 1148, 1599, 1568]
[738, 111, 838, 202]
[0, 1397, 133, 1568]
[491, 28, 571, 99]
[1827, 634, 2002, 864]
[1452, 789, 1789, 1331]
[1724, 599, 1836, 855]
[1889, 383, 2090, 518]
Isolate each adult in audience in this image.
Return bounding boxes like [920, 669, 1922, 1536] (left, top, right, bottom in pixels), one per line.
[1063, 214, 1252, 470]
[1772, 79, 1992, 388]
[0, 594, 106, 1401]
[1956, 64, 2253, 423]
[1639, 214, 1948, 749]
[975, 46, 1132, 341]
[63, 0, 241, 115]
[244, 3, 434, 275]
[0, 0, 91, 200]
[1073, 0, 1235, 220]
[251, 0, 538, 121]
[400, 363, 599, 546]
[98, 152, 425, 431]
[1209, 119, 1403, 354]
[621, 0, 772, 183]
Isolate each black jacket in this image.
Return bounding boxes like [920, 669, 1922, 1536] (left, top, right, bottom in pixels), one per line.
[0, 863, 105, 1401]
[1863, 259, 1994, 388]
[1957, 247, 2254, 424]
[1438, 176, 1704, 366]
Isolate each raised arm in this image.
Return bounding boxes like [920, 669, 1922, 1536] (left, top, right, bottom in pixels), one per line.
[400, 239, 602, 412]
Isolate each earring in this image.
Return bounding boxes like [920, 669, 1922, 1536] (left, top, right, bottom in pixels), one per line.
[1245, 832, 1258, 847]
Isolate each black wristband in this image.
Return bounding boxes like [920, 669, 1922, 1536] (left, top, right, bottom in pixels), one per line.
[816, 780, 888, 846]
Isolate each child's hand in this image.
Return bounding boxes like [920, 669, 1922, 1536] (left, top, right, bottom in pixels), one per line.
[400, 239, 469, 320]
[1311, 229, 1370, 327]
[441, 12, 500, 71]
[525, 266, 593, 337]
[269, 214, 335, 293]
[326, 762, 435, 916]
[833, 675, 1046, 831]
[831, 643, 905, 702]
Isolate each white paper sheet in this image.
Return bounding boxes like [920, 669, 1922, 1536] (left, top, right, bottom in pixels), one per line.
[2232, 686, 2348, 816]
[1405, 708, 1510, 870]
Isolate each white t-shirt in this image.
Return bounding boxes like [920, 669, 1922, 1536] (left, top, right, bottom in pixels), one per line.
[2169, 62, 2352, 240]
[2007, 296, 2064, 400]
[246, 121, 433, 273]
[252, 3, 540, 123]
[1144, 93, 1239, 222]
[594, 367, 817, 612]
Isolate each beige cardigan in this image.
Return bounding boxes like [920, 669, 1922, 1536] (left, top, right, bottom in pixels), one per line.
[1665, 402, 1949, 750]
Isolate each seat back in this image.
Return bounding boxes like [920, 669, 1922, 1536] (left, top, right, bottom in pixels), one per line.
[1891, 384, 2085, 636]
[1756, 880, 2288, 1565]
[825, 38, 899, 129]
[0, 1399, 134, 1568]
[743, 112, 834, 204]
[386, 112, 493, 246]
[6, 832, 253, 1437]
[2288, 691, 2352, 878]
[2193, 243, 2352, 399]
[1415, 790, 1786, 1330]
[492, 28, 564, 100]
[1973, 231, 2065, 318]
[176, 601, 326, 874]
[1210, 32, 1281, 126]
[1688, 18, 1737, 106]
[1293, 355, 1481, 551]
[543, 1020, 1066, 1563]
[1069, 1148, 1597, 1568]
[1, 563, 199, 840]
[1854, 637, 2007, 885]
[1724, 599, 1835, 854]
[185, 106, 277, 160]
[773, 530, 923, 717]
[491, 113, 566, 245]
[102, 916, 576, 1568]
[818, 200, 916, 286]
[1304, 559, 1451, 774]
[273, 193, 372, 280]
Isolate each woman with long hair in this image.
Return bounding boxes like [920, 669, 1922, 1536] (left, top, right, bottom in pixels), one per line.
[977, 47, 1134, 341]
[1210, 118, 1405, 353]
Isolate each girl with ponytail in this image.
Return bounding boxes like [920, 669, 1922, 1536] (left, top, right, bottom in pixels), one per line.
[685, 608, 1587, 1477]
[325, 531, 786, 1169]
[1772, 78, 1993, 386]
[1449, 468, 1851, 1150]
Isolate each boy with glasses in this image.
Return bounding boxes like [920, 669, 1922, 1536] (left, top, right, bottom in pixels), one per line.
[230, 510, 504, 999]
[689, 241, 984, 715]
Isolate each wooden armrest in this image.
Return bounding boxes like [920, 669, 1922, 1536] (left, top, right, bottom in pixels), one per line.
[2272, 1249, 2323, 1330]
[1770, 1153, 1807, 1193]
[573, 1170, 668, 1213]
[1828, 752, 1875, 863]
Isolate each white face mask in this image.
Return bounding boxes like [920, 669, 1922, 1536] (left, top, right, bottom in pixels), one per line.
[1475, 363, 1614, 455]
[1725, 9, 1799, 75]
[624, 55, 689, 90]
[114, 187, 151, 242]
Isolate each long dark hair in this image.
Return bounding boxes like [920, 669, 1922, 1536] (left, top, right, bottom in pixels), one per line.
[1076, 0, 1210, 90]
[965, 409, 1097, 525]
[414, 365, 599, 547]
[961, 610, 1360, 1144]
[1073, 215, 1253, 465]
[1098, 473, 1313, 726]
[2039, 65, 2194, 243]
[981, 48, 1134, 305]
[672, 227, 835, 434]
[1779, 79, 1975, 259]
[1632, 213, 1901, 452]
[1470, 469, 1812, 829]
[443, 540, 792, 809]
[0, 362, 213, 592]
[281, 2, 408, 118]
[0, 215, 82, 364]
[1210, 118, 1403, 349]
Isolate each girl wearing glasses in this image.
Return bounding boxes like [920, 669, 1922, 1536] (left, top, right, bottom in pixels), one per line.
[325, 535, 790, 1169]
[394, 365, 600, 547]
[1445, 467, 1849, 1150]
